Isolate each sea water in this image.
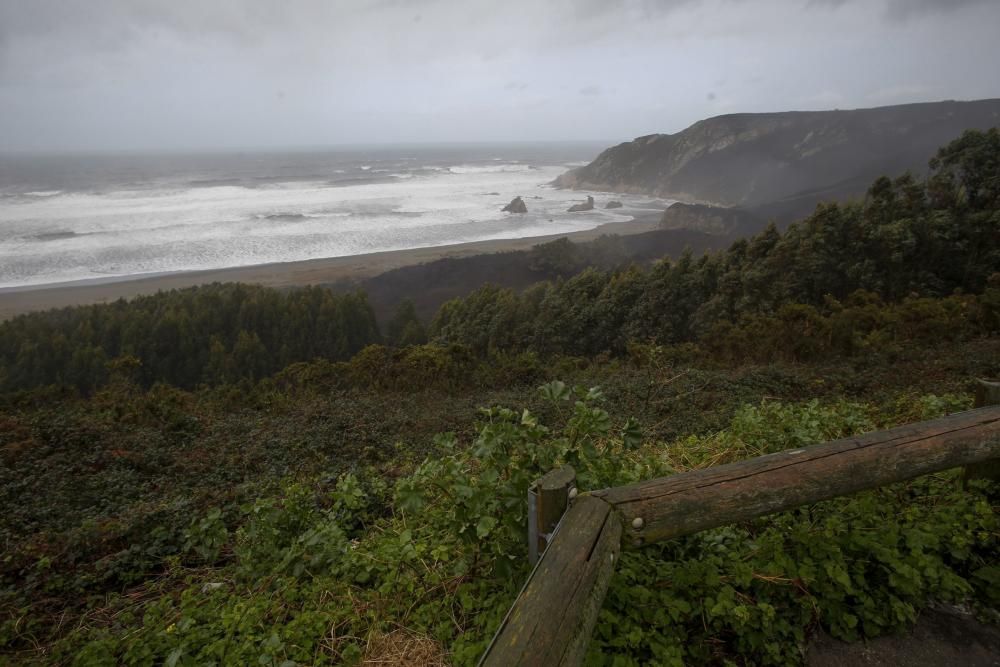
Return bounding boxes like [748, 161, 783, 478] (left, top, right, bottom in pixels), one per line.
[0, 143, 670, 289]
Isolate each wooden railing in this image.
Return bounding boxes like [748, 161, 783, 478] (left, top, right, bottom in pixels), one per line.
[480, 379, 1000, 666]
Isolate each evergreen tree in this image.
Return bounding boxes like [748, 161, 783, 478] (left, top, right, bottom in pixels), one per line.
[386, 299, 427, 347]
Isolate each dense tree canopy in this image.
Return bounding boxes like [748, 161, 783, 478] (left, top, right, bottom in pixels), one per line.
[0, 284, 379, 392]
[0, 129, 997, 394]
[431, 129, 1000, 357]
[384, 298, 428, 348]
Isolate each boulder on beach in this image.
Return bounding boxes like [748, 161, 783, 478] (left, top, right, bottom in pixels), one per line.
[567, 195, 594, 212]
[605, 200, 623, 209]
[502, 196, 527, 213]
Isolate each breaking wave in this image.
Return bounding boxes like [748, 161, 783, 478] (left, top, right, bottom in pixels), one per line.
[0, 151, 651, 289]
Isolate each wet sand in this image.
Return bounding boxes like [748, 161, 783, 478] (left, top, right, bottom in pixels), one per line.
[0, 216, 661, 320]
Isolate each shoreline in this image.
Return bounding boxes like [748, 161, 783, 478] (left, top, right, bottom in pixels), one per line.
[0, 215, 661, 320]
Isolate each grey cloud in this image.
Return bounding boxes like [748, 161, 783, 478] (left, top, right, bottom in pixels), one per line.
[884, 0, 991, 20]
[807, 0, 992, 20]
[806, 0, 851, 8]
[1, 0, 998, 151]
[0, 0, 697, 59]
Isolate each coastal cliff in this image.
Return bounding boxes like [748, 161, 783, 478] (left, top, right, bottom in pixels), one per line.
[659, 202, 764, 237]
[555, 99, 1000, 209]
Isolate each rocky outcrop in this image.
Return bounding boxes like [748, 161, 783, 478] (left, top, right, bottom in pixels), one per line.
[660, 202, 764, 237]
[502, 196, 527, 213]
[554, 99, 1000, 209]
[605, 200, 623, 209]
[567, 195, 594, 212]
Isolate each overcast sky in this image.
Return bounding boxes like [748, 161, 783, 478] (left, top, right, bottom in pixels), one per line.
[1, 0, 999, 152]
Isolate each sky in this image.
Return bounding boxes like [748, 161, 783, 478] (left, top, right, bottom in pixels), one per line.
[1, 0, 999, 152]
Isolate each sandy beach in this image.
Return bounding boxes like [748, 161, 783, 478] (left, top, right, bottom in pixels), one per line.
[0, 215, 661, 321]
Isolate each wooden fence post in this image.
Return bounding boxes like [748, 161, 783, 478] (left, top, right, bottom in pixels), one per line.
[965, 378, 1000, 484]
[481, 495, 621, 667]
[528, 466, 576, 565]
[483, 404, 1000, 666]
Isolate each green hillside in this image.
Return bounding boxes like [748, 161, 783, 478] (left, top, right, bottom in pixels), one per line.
[1, 130, 998, 666]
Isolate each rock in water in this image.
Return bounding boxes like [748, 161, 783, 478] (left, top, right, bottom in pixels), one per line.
[502, 196, 527, 213]
[605, 200, 623, 209]
[567, 195, 594, 212]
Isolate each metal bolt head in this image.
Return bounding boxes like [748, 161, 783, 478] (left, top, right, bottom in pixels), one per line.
[568, 487, 578, 500]
[631, 517, 645, 530]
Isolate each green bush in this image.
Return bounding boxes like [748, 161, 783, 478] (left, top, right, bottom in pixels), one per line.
[22, 387, 995, 666]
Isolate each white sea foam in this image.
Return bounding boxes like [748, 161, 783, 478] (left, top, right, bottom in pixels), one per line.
[448, 164, 534, 174]
[0, 158, 659, 289]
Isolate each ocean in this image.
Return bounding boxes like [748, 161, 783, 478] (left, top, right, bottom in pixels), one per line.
[0, 143, 671, 290]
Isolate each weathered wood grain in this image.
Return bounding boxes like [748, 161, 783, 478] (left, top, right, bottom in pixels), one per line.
[975, 379, 1000, 406]
[481, 404, 1000, 666]
[529, 466, 576, 564]
[597, 404, 1000, 546]
[481, 495, 622, 667]
[966, 380, 1000, 483]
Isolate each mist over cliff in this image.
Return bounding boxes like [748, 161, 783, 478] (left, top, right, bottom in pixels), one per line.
[556, 99, 1000, 214]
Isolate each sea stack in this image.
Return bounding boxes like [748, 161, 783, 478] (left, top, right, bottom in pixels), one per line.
[605, 200, 623, 209]
[567, 195, 594, 212]
[502, 196, 528, 213]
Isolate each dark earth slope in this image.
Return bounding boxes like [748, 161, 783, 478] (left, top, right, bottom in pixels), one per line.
[329, 226, 734, 324]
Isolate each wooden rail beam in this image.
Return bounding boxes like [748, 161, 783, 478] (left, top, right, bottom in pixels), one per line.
[965, 379, 1000, 483]
[481, 495, 622, 667]
[598, 404, 1000, 546]
[481, 404, 1000, 666]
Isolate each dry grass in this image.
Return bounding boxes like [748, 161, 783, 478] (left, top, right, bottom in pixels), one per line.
[362, 628, 449, 666]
